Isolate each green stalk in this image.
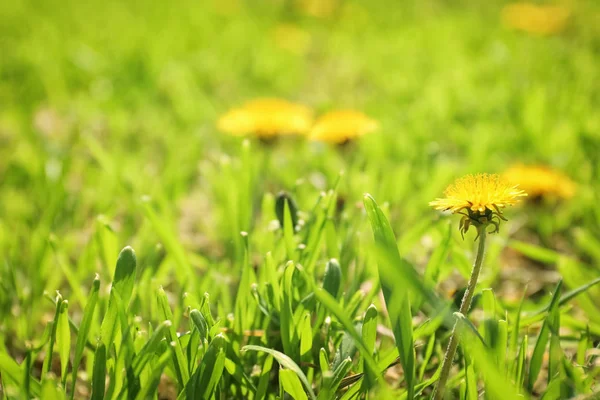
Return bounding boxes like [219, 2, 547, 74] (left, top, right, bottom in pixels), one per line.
[433, 225, 487, 400]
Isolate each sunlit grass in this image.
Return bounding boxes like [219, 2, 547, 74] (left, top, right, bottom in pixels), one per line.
[0, 0, 599, 398]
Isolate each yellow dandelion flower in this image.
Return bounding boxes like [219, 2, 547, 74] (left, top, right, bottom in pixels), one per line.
[217, 98, 313, 138]
[430, 174, 527, 237]
[272, 24, 312, 55]
[295, 0, 339, 18]
[501, 3, 570, 36]
[309, 110, 379, 144]
[211, 0, 242, 15]
[503, 164, 576, 199]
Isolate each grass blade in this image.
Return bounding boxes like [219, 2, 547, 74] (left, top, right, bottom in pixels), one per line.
[134, 350, 172, 400]
[156, 286, 190, 387]
[132, 320, 171, 376]
[256, 355, 274, 400]
[243, 345, 317, 400]
[91, 343, 107, 400]
[56, 300, 70, 387]
[186, 333, 228, 399]
[42, 293, 64, 379]
[361, 304, 378, 390]
[100, 247, 137, 348]
[112, 246, 137, 307]
[189, 309, 209, 343]
[528, 280, 563, 391]
[71, 275, 100, 399]
[363, 194, 415, 397]
[0, 353, 41, 397]
[313, 288, 380, 385]
[280, 369, 308, 400]
[424, 222, 452, 284]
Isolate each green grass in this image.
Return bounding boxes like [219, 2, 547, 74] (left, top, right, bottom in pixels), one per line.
[1, 0, 600, 398]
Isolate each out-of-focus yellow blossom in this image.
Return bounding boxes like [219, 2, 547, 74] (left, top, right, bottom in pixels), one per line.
[217, 98, 313, 138]
[309, 110, 378, 144]
[272, 24, 312, 55]
[502, 3, 570, 35]
[503, 164, 576, 199]
[211, 0, 242, 15]
[295, 0, 339, 18]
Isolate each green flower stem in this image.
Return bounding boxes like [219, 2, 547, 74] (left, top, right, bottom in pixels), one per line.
[433, 225, 487, 400]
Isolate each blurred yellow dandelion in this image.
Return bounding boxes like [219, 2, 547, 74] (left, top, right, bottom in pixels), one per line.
[502, 3, 570, 36]
[503, 164, 576, 199]
[430, 174, 527, 236]
[217, 98, 313, 138]
[211, 0, 242, 15]
[295, 0, 339, 18]
[309, 110, 378, 144]
[272, 24, 312, 55]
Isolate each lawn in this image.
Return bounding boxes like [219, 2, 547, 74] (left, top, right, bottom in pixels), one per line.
[1, 0, 599, 398]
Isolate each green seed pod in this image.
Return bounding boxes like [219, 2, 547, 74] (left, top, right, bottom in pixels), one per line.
[323, 259, 342, 298]
[275, 191, 299, 230]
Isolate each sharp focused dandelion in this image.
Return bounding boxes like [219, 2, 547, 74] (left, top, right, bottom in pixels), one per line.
[430, 173, 527, 236]
[430, 173, 526, 399]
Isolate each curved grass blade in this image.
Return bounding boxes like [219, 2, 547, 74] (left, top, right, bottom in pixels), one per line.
[242, 345, 316, 400]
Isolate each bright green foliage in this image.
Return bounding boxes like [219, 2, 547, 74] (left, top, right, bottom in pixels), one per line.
[1, 0, 600, 399]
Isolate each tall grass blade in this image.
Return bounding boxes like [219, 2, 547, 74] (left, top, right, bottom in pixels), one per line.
[91, 343, 107, 400]
[71, 275, 100, 399]
[156, 286, 190, 387]
[56, 300, 70, 388]
[528, 280, 563, 391]
[363, 194, 415, 397]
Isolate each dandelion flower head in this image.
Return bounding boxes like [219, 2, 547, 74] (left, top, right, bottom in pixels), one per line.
[272, 24, 312, 55]
[502, 3, 570, 36]
[295, 0, 339, 18]
[430, 173, 527, 214]
[309, 110, 379, 144]
[217, 98, 313, 138]
[430, 174, 527, 236]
